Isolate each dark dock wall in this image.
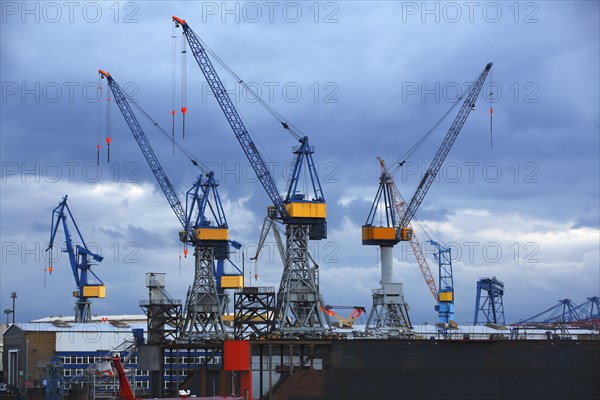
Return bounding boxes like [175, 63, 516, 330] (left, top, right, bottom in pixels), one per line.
[323, 339, 600, 400]
[254, 338, 600, 400]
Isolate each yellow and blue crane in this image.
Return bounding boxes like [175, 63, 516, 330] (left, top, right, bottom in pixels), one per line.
[46, 195, 105, 323]
[99, 70, 242, 339]
[363, 63, 493, 331]
[173, 16, 329, 337]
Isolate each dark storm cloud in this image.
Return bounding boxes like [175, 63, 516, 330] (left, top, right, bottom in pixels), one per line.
[1, 1, 598, 322]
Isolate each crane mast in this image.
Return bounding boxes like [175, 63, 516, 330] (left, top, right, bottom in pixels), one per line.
[363, 158, 439, 332]
[99, 70, 238, 340]
[362, 165, 412, 331]
[47, 195, 105, 323]
[174, 16, 329, 337]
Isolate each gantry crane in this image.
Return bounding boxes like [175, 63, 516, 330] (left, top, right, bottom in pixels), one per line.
[99, 70, 241, 339]
[46, 195, 105, 323]
[173, 16, 329, 337]
[474, 276, 505, 326]
[362, 63, 493, 331]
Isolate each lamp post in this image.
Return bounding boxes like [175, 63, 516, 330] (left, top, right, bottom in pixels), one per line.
[10, 292, 17, 323]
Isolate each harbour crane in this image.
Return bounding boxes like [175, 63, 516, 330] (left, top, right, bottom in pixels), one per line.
[99, 70, 242, 339]
[362, 63, 493, 331]
[428, 240, 457, 329]
[363, 157, 439, 331]
[46, 195, 105, 323]
[173, 16, 329, 337]
[474, 276, 506, 326]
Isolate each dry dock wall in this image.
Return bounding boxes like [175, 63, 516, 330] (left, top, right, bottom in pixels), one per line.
[267, 339, 600, 400]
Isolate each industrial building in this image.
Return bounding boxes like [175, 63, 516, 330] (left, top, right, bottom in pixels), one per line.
[1, 320, 146, 395]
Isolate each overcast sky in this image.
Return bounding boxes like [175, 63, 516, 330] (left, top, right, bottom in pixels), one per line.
[1, 1, 599, 325]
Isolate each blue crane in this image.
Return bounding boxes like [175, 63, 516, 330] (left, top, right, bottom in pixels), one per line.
[171, 17, 325, 231]
[577, 296, 600, 321]
[46, 195, 105, 323]
[173, 16, 329, 336]
[428, 240, 455, 327]
[519, 299, 586, 325]
[99, 70, 241, 338]
[474, 277, 506, 325]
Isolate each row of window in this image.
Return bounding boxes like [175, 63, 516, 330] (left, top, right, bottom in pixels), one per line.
[59, 354, 223, 366]
[60, 355, 139, 365]
[163, 356, 221, 364]
[62, 368, 149, 377]
[58, 379, 150, 393]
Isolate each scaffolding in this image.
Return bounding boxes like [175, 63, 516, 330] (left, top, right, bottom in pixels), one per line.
[234, 286, 276, 339]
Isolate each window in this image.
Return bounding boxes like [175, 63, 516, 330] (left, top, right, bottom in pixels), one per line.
[62, 356, 71, 364]
[64, 369, 72, 377]
[75, 356, 83, 364]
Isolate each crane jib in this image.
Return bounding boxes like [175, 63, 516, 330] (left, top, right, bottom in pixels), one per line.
[399, 63, 492, 233]
[104, 76, 188, 230]
[177, 19, 290, 221]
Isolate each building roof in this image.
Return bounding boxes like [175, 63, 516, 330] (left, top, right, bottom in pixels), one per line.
[5, 322, 147, 353]
[10, 322, 146, 332]
[31, 314, 147, 324]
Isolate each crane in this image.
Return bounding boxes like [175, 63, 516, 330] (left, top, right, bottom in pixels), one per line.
[99, 70, 241, 339]
[322, 306, 366, 328]
[173, 16, 329, 337]
[363, 158, 436, 331]
[428, 240, 458, 330]
[474, 276, 506, 326]
[46, 195, 105, 323]
[362, 63, 492, 331]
